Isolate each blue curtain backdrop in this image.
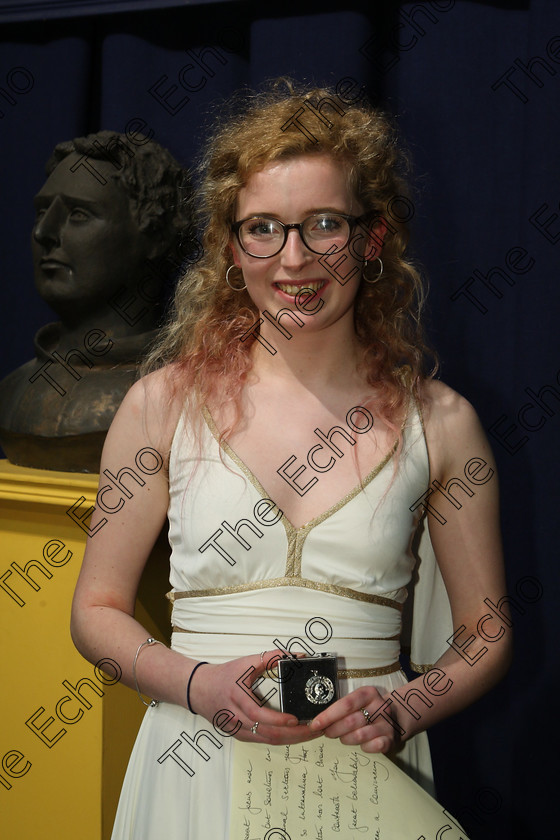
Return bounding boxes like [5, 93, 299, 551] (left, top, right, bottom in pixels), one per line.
[1, 1, 558, 837]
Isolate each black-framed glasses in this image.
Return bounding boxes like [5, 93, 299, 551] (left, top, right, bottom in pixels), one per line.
[231, 213, 362, 259]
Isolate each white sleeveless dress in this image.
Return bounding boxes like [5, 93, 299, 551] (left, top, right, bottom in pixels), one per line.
[111, 404, 453, 839]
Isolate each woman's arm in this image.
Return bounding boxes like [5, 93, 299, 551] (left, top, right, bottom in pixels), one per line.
[309, 380, 511, 750]
[70, 369, 196, 706]
[391, 380, 511, 739]
[70, 371, 319, 744]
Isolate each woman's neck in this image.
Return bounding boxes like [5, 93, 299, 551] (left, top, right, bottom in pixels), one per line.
[249, 315, 365, 394]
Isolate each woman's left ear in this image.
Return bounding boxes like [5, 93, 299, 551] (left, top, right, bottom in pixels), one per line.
[363, 217, 387, 261]
[347, 215, 387, 262]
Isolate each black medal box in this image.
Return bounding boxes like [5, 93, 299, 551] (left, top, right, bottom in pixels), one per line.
[277, 652, 339, 722]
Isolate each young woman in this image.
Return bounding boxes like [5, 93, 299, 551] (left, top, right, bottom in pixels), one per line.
[71, 81, 510, 839]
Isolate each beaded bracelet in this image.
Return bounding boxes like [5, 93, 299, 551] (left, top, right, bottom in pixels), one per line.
[186, 661, 208, 714]
[132, 637, 166, 707]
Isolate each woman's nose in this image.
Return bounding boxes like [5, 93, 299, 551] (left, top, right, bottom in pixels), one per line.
[280, 228, 314, 269]
[33, 198, 64, 248]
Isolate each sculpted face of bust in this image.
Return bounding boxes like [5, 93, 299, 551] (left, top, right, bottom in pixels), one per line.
[0, 133, 190, 470]
[31, 152, 155, 329]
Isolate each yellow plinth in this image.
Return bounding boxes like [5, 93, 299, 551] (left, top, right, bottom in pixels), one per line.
[0, 460, 170, 839]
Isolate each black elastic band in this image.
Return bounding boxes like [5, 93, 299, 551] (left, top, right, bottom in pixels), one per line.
[186, 661, 208, 714]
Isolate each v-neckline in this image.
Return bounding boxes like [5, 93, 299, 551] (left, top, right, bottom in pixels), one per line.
[201, 405, 401, 534]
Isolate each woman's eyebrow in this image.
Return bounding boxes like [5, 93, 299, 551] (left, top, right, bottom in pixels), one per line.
[240, 206, 349, 218]
[302, 206, 349, 215]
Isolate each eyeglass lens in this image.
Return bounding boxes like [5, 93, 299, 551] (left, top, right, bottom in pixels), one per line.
[237, 214, 351, 257]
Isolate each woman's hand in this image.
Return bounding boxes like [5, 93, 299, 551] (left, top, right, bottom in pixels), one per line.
[308, 686, 402, 754]
[188, 649, 324, 745]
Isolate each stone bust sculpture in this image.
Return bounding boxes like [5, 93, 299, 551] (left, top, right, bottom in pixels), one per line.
[0, 130, 194, 472]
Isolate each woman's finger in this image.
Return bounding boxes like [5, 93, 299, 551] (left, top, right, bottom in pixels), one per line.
[234, 649, 305, 726]
[308, 685, 384, 732]
[236, 717, 324, 745]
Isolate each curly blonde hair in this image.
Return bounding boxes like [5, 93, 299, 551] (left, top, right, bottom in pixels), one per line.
[144, 79, 436, 441]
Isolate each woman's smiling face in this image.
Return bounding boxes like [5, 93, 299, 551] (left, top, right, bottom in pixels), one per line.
[230, 154, 376, 338]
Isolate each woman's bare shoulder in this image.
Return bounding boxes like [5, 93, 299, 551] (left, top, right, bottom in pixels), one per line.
[418, 378, 493, 477]
[107, 365, 186, 465]
[419, 378, 479, 427]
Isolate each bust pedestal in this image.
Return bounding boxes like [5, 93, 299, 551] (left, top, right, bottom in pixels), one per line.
[0, 460, 170, 839]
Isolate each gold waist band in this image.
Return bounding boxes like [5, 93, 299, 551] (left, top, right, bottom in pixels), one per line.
[338, 662, 402, 678]
[170, 625, 402, 678]
[167, 577, 403, 610]
[171, 626, 400, 641]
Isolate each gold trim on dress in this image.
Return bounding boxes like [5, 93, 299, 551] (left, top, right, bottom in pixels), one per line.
[169, 623, 402, 677]
[338, 662, 402, 678]
[172, 626, 401, 640]
[409, 660, 434, 674]
[199, 405, 414, 605]
[282, 441, 399, 577]
[166, 577, 403, 609]
[202, 405, 398, 548]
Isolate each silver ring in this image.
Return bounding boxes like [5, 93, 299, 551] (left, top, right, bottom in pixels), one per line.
[361, 707, 371, 723]
[251, 721, 259, 735]
[260, 651, 266, 663]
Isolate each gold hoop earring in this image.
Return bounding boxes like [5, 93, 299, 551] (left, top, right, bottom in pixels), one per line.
[225, 264, 247, 291]
[364, 256, 383, 284]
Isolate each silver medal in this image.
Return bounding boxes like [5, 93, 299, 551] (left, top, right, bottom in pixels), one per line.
[305, 670, 335, 705]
